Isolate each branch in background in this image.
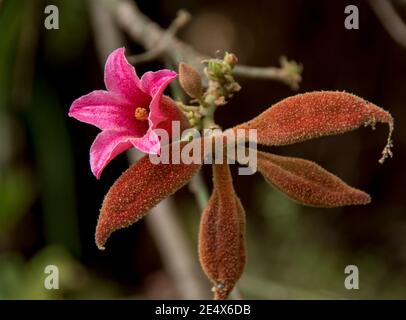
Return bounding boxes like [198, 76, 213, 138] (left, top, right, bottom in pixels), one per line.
[188, 173, 210, 212]
[111, 0, 302, 88]
[113, 0, 205, 72]
[128, 9, 191, 64]
[88, 0, 125, 61]
[369, 0, 406, 49]
[87, 0, 210, 299]
[234, 56, 303, 90]
[145, 199, 210, 299]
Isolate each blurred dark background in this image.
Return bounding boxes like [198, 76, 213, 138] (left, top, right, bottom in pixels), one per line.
[0, 0, 405, 299]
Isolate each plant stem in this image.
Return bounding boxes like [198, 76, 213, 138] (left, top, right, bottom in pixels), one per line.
[110, 0, 302, 87]
[189, 172, 210, 211]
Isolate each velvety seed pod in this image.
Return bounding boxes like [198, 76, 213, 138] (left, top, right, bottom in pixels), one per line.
[179, 62, 203, 98]
[234, 91, 394, 163]
[257, 151, 371, 207]
[198, 163, 246, 300]
[95, 141, 201, 250]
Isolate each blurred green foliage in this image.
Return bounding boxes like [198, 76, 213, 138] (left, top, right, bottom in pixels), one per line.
[0, 0, 34, 234]
[28, 79, 81, 254]
[239, 182, 406, 299]
[0, 166, 35, 233]
[43, 0, 89, 63]
[0, 0, 23, 109]
[0, 245, 120, 299]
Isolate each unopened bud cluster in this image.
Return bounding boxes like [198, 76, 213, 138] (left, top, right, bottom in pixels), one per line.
[204, 52, 241, 105]
[178, 52, 242, 132]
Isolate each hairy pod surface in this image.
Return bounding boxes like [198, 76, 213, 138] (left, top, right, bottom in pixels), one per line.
[257, 151, 371, 207]
[198, 163, 246, 300]
[234, 91, 393, 163]
[96, 141, 201, 250]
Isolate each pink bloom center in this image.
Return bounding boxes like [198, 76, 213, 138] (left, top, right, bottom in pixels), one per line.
[134, 106, 149, 121]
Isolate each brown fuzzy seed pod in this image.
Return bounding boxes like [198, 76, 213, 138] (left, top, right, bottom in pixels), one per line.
[234, 91, 394, 163]
[179, 62, 203, 98]
[257, 151, 371, 207]
[198, 163, 246, 300]
[95, 141, 201, 250]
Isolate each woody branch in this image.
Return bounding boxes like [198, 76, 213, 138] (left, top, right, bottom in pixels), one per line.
[106, 0, 302, 88]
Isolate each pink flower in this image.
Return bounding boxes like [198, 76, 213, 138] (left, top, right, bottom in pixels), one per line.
[69, 48, 186, 178]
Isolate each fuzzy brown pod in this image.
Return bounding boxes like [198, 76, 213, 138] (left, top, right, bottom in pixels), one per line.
[198, 163, 246, 300]
[95, 141, 201, 250]
[179, 62, 203, 99]
[234, 91, 394, 163]
[257, 151, 371, 207]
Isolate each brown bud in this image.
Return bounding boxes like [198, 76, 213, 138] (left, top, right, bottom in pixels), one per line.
[198, 163, 246, 300]
[179, 62, 203, 98]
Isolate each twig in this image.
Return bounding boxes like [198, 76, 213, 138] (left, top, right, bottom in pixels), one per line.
[88, 0, 125, 61]
[145, 198, 210, 299]
[87, 0, 210, 299]
[369, 0, 406, 49]
[188, 172, 210, 211]
[113, 0, 205, 72]
[110, 0, 302, 87]
[128, 9, 191, 64]
[234, 56, 303, 90]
